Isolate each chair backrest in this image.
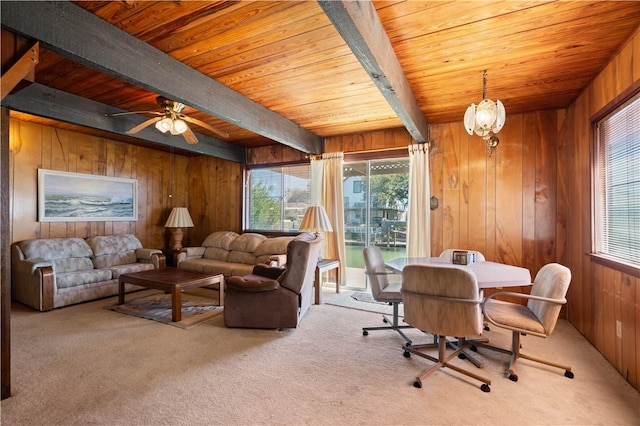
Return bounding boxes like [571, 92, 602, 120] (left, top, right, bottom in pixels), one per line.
[439, 249, 486, 262]
[528, 263, 571, 335]
[279, 233, 321, 295]
[363, 246, 390, 299]
[402, 264, 483, 337]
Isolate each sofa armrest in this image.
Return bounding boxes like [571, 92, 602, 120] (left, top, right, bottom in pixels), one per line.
[12, 259, 55, 311]
[175, 247, 206, 267]
[135, 248, 166, 269]
[226, 276, 280, 292]
[252, 264, 285, 280]
[269, 254, 287, 267]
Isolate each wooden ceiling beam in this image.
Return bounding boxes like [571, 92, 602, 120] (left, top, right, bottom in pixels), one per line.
[0, 1, 322, 154]
[0, 42, 39, 101]
[3, 84, 246, 163]
[318, 0, 429, 143]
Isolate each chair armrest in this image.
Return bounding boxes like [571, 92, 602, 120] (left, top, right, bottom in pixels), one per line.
[252, 264, 285, 280]
[226, 276, 280, 292]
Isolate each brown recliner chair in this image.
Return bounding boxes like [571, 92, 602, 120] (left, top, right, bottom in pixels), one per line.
[224, 233, 321, 329]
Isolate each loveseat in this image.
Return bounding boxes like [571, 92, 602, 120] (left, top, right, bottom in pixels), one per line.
[11, 234, 165, 311]
[176, 231, 307, 278]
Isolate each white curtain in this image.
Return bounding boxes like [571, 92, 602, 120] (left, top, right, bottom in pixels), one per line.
[311, 152, 346, 284]
[407, 143, 431, 257]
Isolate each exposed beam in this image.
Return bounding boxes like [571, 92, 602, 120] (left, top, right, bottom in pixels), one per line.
[318, 0, 429, 143]
[0, 42, 38, 101]
[0, 1, 322, 154]
[3, 84, 246, 163]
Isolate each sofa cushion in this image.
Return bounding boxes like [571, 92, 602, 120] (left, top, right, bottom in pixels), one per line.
[57, 269, 113, 289]
[86, 234, 143, 269]
[201, 231, 239, 250]
[107, 262, 155, 279]
[227, 250, 257, 265]
[203, 247, 230, 261]
[254, 236, 293, 264]
[229, 233, 267, 253]
[18, 238, 94, 273]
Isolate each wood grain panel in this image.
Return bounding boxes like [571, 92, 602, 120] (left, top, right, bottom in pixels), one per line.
[562, 28, 640, 392]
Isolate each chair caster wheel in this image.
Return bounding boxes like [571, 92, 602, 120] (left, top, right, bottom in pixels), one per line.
[363, 330, 368, 336]
[458, 353, 467, 360]
[508, 373, 518, 382]
[413, 380, 422, 388]
[403, 351, 411, 358]
[382, 318, 388, 324]
[484, 325, 490, 331]
[480, 384, 491, 393]
[470, 345, 478, 352]
[565, 370, 574, 379]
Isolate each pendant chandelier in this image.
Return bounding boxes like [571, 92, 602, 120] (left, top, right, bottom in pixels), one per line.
[463, 70, 505, 156]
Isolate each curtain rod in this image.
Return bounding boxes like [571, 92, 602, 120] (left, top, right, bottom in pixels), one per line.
[309, 141, 431, 159]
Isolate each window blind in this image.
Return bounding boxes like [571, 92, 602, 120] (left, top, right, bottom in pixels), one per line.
[596, 93, 640, 263]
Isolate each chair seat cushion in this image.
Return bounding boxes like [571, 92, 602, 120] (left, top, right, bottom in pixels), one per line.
[376, 281, 403, 302]
[484, 300, 545, 334]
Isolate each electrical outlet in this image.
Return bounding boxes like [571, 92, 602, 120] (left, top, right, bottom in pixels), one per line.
[616, 320, 622, 338]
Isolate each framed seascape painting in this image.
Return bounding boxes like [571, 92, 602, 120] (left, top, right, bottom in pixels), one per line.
[38, 169, 138, 222]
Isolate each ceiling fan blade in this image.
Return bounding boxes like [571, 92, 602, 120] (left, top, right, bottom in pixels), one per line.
[182, 126, 199, 144]
[182, 115, 229, 139]
[106, 111, 162, 117]
[127, 116, 163, 134]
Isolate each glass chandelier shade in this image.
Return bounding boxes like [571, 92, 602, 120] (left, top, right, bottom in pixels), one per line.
[463, 70, 506, 138]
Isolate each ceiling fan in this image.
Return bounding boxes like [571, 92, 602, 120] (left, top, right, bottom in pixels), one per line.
[107, 96, 229, 144]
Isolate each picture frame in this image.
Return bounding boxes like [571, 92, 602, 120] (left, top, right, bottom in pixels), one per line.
[38, 169, 138, 222]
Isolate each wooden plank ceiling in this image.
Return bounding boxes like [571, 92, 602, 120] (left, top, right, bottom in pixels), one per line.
[3, 0, 640, 158]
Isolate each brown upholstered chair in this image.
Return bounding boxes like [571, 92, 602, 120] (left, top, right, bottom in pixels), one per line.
[223, 233, 321, 329]
[401, 264, 491, 392]
[474, 263, 574, 382]
[362, 246, 413, 344]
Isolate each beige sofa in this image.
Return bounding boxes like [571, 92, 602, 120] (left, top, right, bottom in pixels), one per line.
[11, 234, 165, 311]
[176, 231, 306, 277]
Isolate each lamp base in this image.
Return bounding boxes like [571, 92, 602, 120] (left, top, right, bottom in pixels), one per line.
[169, 228, 184, 250]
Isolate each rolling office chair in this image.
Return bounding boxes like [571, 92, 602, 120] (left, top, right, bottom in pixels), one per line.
[362, 246, 413, 345]
[401, 264, 491, 392]
[474, 263, 574, 382]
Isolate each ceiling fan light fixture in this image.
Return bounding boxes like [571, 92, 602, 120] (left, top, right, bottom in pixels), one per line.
[172, 119, 188, 135]
[155, 117, 173, 133]
[463, 70, 505, 156]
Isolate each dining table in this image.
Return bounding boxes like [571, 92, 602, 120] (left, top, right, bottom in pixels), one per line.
[385, 257, 532, 289]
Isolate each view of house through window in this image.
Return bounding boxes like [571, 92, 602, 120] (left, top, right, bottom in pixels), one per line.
[245, 158, 411, 291]
[343, 159, 409, 290]
[594, 92, 640, 265]
[245, 165, 310, 231]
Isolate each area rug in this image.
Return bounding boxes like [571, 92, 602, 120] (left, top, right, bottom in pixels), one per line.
[105, 290, 223, 329]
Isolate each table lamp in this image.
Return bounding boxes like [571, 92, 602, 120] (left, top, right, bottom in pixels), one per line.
[299, 205, 333, 260]
[164, 207, 194, 250]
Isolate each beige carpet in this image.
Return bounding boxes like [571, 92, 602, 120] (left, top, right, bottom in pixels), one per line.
[2, 289, 640, 425]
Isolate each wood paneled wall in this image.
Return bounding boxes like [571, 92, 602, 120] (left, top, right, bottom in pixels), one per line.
[325, 119, 563, 280]
[562, 29, 640, 390]
[8, 118, 242, 250]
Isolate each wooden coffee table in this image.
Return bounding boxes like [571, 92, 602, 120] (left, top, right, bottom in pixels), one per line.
[118, 268, 224, 322]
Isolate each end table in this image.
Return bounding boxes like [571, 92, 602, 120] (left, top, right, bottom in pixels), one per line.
[315, 259, 340, 305]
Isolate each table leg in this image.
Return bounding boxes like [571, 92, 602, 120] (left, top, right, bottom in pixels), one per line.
[315, 267, 322, 305]
[335, 267, 341, 294]
[218, 277, 225, 306]
[118, 279, 125, 305]
[171, 285, 182, 322]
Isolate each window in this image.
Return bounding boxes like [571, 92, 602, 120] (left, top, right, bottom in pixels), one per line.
[245, 164, 310, 231]
[593, 93, 640, 265]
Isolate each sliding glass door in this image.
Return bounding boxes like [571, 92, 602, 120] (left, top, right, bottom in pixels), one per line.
[343, 159, 409, 290]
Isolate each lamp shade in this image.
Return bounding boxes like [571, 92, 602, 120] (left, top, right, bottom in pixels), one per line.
[299, 205, 333, 233]
[164, 207, 194, 228]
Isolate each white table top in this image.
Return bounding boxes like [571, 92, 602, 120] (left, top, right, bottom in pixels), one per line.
[385, 257, 532, 289]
